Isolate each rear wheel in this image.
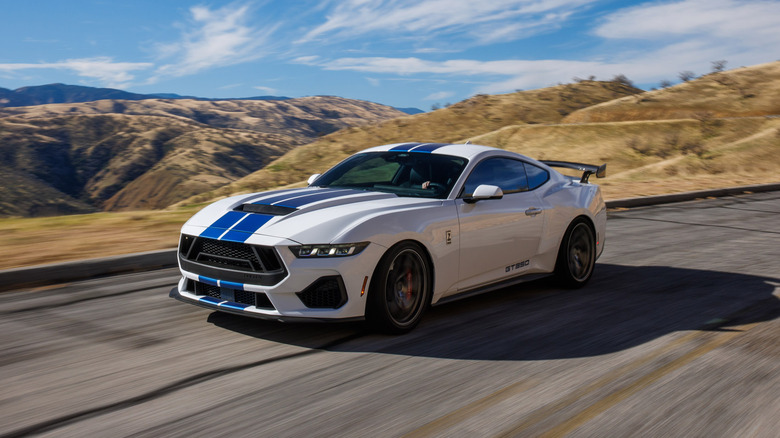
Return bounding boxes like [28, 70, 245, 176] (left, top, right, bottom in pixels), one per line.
[366, 242, 431, 334]
[555, 219, 595, 288]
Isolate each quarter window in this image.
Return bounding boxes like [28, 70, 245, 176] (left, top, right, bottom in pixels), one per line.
[524, 162, 549, 190]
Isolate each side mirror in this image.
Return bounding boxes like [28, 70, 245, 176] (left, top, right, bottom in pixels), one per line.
[307, 174, 321, 186]
[464, 184, 503, 203]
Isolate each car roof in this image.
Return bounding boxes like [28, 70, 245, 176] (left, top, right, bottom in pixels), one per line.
[362, 142, 524, 161]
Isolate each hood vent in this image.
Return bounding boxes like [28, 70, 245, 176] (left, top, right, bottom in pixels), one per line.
[237, 203, 297, 216]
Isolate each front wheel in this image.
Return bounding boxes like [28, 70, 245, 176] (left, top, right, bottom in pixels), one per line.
[366, 242, 432, 334]
[555, 219, 596, 288]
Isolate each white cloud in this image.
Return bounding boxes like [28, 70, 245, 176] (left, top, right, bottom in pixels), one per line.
[424, 91, 454, 101]
[253, 85, 277, 94]
[299, 0, 593, 45]
[0, 57, 153, 88]
[594, 0, 780, 74]
[153, 3, 278, 79]
[303, 0, 780, 95]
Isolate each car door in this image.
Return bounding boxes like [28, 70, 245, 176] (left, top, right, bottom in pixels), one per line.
[456, 157, 545, 291]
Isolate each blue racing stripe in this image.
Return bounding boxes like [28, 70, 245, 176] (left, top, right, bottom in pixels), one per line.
[410, 143, 448, 153]
[274, 189, 359, 208]
[199, 296, 222, 305]
[200, 211, 247, 239]
[219, 302, 249, 311]
[220, 214, 274, 242]
[221, 280, 245, 291]
[198, 276, 219, 287]
[389, 142, 423, 152]
[250, 189, 313, 205]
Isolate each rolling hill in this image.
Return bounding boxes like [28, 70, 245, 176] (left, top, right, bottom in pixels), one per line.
[183, 61, 780, 205]
[180, 80, 642, 204]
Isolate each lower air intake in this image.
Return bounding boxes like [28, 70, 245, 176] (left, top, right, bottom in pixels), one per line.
[296, 276, 348, 309]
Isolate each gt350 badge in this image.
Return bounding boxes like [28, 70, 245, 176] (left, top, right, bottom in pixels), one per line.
[506, 260, 530, 272]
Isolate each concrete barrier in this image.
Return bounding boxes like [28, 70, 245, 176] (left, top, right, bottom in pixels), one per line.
[1, 182, 778, 292]
[605, 182, 780, 209]
[0, 249, 177, 292]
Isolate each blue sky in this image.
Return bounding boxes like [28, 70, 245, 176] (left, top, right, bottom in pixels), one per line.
[1, 0, 779, 109]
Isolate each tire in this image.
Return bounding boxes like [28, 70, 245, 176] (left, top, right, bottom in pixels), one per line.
[555, 219, 596, 288]
[366, 241, 432, 334]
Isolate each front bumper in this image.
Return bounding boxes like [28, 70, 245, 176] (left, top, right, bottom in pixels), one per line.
[172, 235, 387, 320]
[168, 286, 363, 322]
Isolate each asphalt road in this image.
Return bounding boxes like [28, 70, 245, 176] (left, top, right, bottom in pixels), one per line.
[1, 192, 778, 437]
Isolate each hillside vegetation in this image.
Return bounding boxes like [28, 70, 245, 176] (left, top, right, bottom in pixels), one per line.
[0, 96, 405, 216]
[563, 61, 780, 123]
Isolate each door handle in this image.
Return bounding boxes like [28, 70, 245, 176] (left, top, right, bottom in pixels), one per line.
[525, 207, 543, 216]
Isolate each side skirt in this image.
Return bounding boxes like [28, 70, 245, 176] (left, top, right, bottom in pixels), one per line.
[434, 273, 551, 306]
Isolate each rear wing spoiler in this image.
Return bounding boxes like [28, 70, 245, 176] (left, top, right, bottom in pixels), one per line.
[540, 161, 606, 183]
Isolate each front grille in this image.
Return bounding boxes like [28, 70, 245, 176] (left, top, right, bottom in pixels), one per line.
[191, 279, 275, 309]
[187, 238, 282, 272]
[297, 276, 347, 309]
[179, 235, 287, 286]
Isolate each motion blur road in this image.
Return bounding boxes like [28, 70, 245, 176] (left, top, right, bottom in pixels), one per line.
[1, 192, 778, 437]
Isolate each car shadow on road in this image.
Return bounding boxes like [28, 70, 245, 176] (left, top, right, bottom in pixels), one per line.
[207, 263, 780, 361]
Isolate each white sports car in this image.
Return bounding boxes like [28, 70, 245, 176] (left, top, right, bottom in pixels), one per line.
[170, 142, 606, 333]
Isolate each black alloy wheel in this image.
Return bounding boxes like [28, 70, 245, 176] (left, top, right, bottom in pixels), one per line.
[367, 241, 431, 334]
[555, 219, 596, 288]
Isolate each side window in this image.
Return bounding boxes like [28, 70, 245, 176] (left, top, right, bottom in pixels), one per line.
[461, 158, 529, 197]
[524, 162, 549, 190]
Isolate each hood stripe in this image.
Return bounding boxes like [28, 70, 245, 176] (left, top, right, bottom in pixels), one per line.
[247, 188, 311, 205]
[272, 189, 361, 208]
[200, 211, 247, 239]
[220, 214, 274, 243]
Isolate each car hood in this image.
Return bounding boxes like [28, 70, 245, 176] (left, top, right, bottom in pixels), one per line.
[184, 187, 440, 244]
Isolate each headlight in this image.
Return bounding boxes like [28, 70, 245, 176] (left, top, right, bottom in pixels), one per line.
[289, 242, 369, 258]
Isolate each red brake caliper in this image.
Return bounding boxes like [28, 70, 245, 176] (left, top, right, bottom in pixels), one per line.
[406, 270, 413, 301]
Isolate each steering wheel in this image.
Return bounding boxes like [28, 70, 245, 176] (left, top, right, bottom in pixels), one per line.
[425, 182, 447, 193]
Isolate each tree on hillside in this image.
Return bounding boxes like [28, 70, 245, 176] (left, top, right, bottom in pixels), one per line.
[678, 71, 696, 82]
[659, 79, 673, 88]
[611, 74, 634, 87]
[711, 60, 727, 73]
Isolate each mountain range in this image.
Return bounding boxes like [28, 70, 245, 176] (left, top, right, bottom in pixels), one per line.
[0, 95, 407, 216]
[0, 83, 423, 114]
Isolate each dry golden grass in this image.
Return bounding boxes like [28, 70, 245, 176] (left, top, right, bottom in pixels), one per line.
[0, 208, 197, 270]
[563, 61, 780, 123]
[176, 81, 640, 206]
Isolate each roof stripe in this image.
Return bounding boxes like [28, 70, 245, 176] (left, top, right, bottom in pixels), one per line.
[389, 142, 423, 152]
[410, 143, 448, 153]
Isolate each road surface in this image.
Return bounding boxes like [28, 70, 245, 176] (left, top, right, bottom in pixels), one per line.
[1, 192, 778, 437]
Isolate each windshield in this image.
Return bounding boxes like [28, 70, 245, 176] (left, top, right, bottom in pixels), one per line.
[313, 152, 468, 199]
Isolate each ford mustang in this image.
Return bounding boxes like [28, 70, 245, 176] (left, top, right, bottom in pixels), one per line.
[170, 142, 606, 333]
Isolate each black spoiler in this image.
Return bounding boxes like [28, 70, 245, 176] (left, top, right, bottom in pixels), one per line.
[540, 161, 606, 183]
